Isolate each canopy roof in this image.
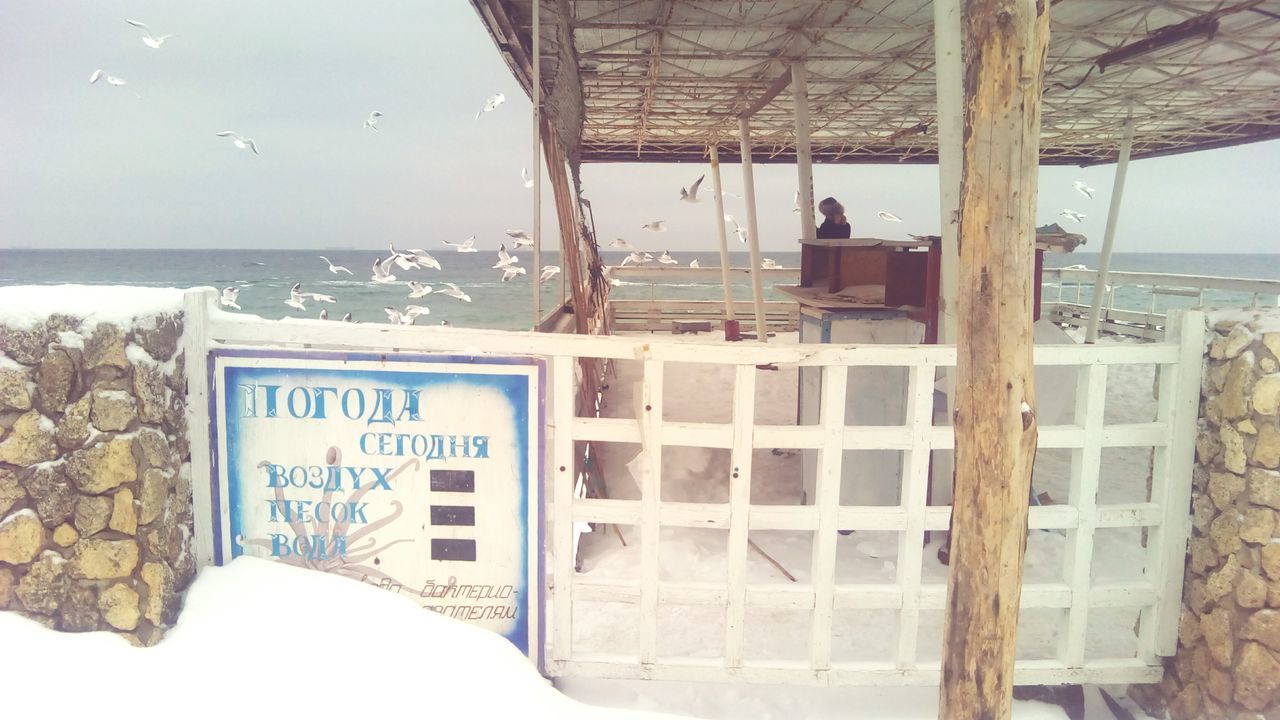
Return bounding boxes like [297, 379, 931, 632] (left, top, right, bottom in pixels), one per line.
[471, 0, 1280, 165]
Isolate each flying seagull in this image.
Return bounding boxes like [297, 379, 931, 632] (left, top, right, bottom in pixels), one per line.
[89, 70, 128, 86]
[125, 19, 173, 49]
[793, 191, 801, 214]
[501, 266, 527, 282]
[608, 238, 633, 251]
[877, 211, 903, 223]
[1073, 180, 1095, 199]
[721, 190, 743, 199]
[219, 287, 241, 310]
[679, 174, 705, 203]
[215, 131, 259, 155]
[641, 221, 667, 232]
[371, 257, 398, 284]
[363, 110, 383, 131]
[657, 250, 678, 265]
[284, 284, 307, 312]
[539, 265, 560, 283]
[383, 306, 418, 326]
[406, 248, 442, 271]
[505, 229, 533, 248]
[493, 244, 519, 268]
[319, 256, 353, 275]
[475, 93, 505, 120]
[437, 282, 472, 303]
[1060, 209, 1087, 223]
[621, 251, 653, 266]
[726, 214, 747, 244]
[522, 167, 534, 188]
[407, 281, 432, 298]
[442, 236, 478, 253]
[761, 258, 781, 270]
[689, 259, 700, 268]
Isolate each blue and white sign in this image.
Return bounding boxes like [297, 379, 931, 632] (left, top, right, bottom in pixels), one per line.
[209, 349, 543, 662]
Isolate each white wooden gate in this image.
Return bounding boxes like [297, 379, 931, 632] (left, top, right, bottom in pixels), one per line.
[182, 288, 1204, 687]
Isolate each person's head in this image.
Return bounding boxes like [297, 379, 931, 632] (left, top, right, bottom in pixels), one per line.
[818, 197, 839, 219]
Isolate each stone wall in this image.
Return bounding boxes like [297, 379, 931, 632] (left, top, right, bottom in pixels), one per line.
[0, 311, 194, 646]
[1131, 311, 1280, 719]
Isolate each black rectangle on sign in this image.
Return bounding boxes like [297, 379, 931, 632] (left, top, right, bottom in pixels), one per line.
[430, 469, 475, 493]
[431, 538, 477, 562]
[430, 505, 475, 526]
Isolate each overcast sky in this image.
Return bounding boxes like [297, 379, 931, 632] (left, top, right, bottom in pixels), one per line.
[2, 1, 1276, 253]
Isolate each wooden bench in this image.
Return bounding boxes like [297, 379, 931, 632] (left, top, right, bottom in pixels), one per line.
[672, 320, 712, 335]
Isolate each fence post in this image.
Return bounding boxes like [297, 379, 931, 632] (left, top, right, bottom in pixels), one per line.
[809, 364, 848, 673]
[551, 356, 576, 665]
[183, 287, 217, 567]
[724, 365, 757, 668]
[638, 358, 664, 664]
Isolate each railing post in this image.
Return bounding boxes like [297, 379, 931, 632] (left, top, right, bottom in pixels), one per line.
[724, 365, 756, 667]
[551, 355, 576, 665]
[809, 364, 848, 672]
[1085, 119, 1135, 343]
[638, 358, 664, 664]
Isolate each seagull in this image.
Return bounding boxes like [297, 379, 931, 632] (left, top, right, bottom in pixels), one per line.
[679, 174, 705, 203]
[1072, 180, 1095, 199]
[303, 291, 336, 304]
[407, 281, 432, 298]
[522, 167, 534, 188]
[475, 93, 505, 120]
[125, 20, 173, 49]
[793, 191, 801, 214]
[689, 259, 700, 268]
[318, 309, 328, 320]
[877, 211, 903, 223]
[641, 221, 667, 232]
[761, 258, 781, 270]
[89, 70, 128, 86]
[341, 312, 354, 322]
[387, 243, 420, 271]
[404, 305, 430, 319]
[621, 251, 653, 266]
[215, 131, 259, 155]
[363, 110, 383, 131]
[284, 284, 307, 312]
[371, 257, 398, 283]
[539, 265, 560, 283]
[383, 306, 417, 326]
[505, 229, 533, 248]
[219, 287, 241, 310]
[319, 256, 353, 275]
[493, 244, 519, 268]
[440, 320, 452, 327]
[442, 236, 478, 253]
[608, 238, 633, 250]
[657, 250, 678, 265]
[437, 283, 472, 303]
[501, 266, 527, 282]
[726, 214, 748, 244]
[406, 248, 442, 271]
[721, 190, 743, 199]
[1059, 209, 1087, 223]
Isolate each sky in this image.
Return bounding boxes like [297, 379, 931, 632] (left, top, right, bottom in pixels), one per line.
[1, 1, 1277, 254]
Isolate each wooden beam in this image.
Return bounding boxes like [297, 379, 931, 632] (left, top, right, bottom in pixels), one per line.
[939, 1, 1050, 719]
[738, 68, 793, 119]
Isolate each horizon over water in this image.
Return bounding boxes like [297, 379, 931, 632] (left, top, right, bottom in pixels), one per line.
[1, 248, 1276, 331]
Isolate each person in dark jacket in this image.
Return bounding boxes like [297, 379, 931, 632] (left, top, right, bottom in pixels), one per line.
[816, 197, 851, 239]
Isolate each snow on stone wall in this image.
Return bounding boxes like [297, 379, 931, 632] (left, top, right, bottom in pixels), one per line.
[1131, 309, 1280, 719]
[0, 295, 194, 646]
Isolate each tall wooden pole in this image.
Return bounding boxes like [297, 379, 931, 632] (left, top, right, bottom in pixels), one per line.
[708, 144, 737, 322]
[737, 117, 769, 343]
[939, 1, 1049, 718]
[1085, 118, 1135, 343]
[530, 0, 542, 330]
[791, 62, 816, 243]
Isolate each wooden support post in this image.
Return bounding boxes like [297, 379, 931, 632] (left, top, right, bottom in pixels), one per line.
[530, 0, 542, 330]
[1085, 119, 1135, 343]
[791, 62, 816, 243]
[939, 1, 1050, 719]
[708, 144, 736, 323]
[738, 116, 769, 343]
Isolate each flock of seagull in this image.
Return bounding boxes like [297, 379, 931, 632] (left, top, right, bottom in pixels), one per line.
[94, 20, 553, 327]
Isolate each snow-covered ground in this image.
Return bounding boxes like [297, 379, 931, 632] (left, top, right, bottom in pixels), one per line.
[0, 558, 676, 719]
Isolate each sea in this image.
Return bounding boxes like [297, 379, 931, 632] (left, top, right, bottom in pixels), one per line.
[0, 249, 1276, 331]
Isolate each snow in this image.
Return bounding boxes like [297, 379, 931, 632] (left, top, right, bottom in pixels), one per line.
[1208, 307, 1280, 333]
[0, 285, 184, 331]
[0, 557, 677, 720]
[0, 353, 23, 370]
[0, 507, 39, 527]
[57, 331, 85, 349]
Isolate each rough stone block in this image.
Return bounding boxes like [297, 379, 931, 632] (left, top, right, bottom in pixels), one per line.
[90, 390, 137, 432]
[52, 523, 78, 547]
[0, 467, 26, 517]
[1257, 375, 1280, 417]
[1201, 605, 1236, 668]
[66, 438, 137, 495]
[0, 368, 32, 411]
[34, 348, 76, 416]
[1255, 421, 1280, 469]
[1241, 507, 1276, 545]
[0, 325, 50, 365]
[15, 552, 67, 615]
[1239, 571, 1268, 609]
[1248, 467, 1280, 510]
[108, 487, 137, 535]
[0, 411, 58, 466]
[70, 538, 138, 580]
[1234, 641, 1280, 711]
[1209, 471, 1247, 511]
[60, 583, 100, 632]
[0, 510, 45, 565]
[54, 393, 92, 450]
[73, 495, 111, 536]
[97, 582, 140, 631]
[82, 324, 127, 370]
[1242, 609, 1280, 652]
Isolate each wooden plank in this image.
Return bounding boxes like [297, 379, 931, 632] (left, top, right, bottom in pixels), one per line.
[940, 0, 1051, 716]
[810, 364, 848, 671]
[1058, 364, 1107, 667]
[725, 365, 757, 667]
[552, 356, 576, 661]
[183, 288, 217, 567]
[897, 364, 935, 668]
[638, 358, 663, 664]
[1140, 310, 1205, 658]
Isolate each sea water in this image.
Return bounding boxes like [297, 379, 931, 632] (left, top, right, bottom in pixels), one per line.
[0, 249, 1275, 330]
